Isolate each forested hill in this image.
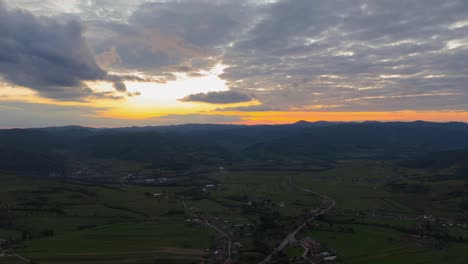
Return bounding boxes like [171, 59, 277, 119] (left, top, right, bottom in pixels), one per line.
[1, 121, 468, 176]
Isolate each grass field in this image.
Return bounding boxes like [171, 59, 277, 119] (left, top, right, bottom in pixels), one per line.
[1, 159, 467, 263]
[209, 171, 322, 217]
[19, 221, 215, 263]
[303, 224, 468, 264]
[0, 173, 214, 263]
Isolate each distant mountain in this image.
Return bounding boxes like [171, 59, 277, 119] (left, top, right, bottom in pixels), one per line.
[78, 131, 232, 169]
[0, 129, 68, 176]
[1, 121, 468, 176]
[245, 122, 468, 160]
[292, 120, 346, 127]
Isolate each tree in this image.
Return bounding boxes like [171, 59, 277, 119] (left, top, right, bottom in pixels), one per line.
[459, 200, 468, 211]
[40, 228, 54, 237]
[22, 230, 32, 241]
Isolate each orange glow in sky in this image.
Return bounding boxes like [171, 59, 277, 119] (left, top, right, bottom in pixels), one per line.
[2, 1, 468, 128]
[220, 110, 468, 125]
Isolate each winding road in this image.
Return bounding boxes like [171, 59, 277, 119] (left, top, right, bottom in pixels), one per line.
[258, 175, 336, 264]
[205, 221, 232, 264]
[182, 199, 232, 264]
[0, 238, 30, 263]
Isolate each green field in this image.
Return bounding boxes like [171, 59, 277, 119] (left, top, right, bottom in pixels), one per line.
[20, 222, 214, 263]
[0, 173, 214, 263]
[1, 159, 467, 263]
[303, 224, 467, 264]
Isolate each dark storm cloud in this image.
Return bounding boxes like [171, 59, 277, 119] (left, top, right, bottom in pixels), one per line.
[179, 90, 254, 104]
[0, 3, 127, 100]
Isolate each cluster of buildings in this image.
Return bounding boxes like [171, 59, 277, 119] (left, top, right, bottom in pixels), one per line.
[422, 215, 467, 229]
[70, 167, 100, 178]
[183, 208, 231, 263]
[126, 175, 178, 185]
[292, 237, 338, 263]
[49, 168, 94, 178]
[205, 235, 230, 263]
[0, 239, 13, 257]
[337, 210, 467, 230]
[185, 207, 253, 263]
[202, 184, 219, 192]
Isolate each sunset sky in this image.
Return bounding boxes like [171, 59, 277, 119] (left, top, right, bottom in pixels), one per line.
[1, 0, 468, 128]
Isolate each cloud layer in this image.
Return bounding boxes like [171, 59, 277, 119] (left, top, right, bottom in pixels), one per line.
[2, 0, 468, 126]
[221, 0, 468, 111]
[79, 0, 468, 111]
[0, 2, 128, 101]
[179, 90, 254, 104]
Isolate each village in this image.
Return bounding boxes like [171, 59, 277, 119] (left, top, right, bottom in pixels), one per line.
[290, 237, 338, 263]
[184, 202, 247, 263]
[0, 239, 10, 257]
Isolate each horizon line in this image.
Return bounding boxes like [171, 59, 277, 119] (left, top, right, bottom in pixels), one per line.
[2, 119, 468, 130]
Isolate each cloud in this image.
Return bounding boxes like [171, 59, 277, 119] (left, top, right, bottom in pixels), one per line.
[217, 104, 283, 112]
[129, 1, 252, 47]
[127, 91, 142, 97]
[151, 113, 242, 124]
[0, 100, 243, 128]
[5, 0, 79, 16]
[0, 100, 111, 128]
[84, 0, 258, 78]
[87, 21, 208, 78]
[6, 0, 468, 119]
[179, 90, 254, 104]
[221, 0, 468, 112]
[76, 0, 144, 22]
[96, 46, 121, 67]
[0, 3, 127, 101]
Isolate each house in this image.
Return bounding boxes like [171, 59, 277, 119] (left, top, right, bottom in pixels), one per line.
[324, 256, 337, 261]
[301, 237, 321, 249]
[144, 179, 156, 184]
[158, 177, 168, 183]
[233, 242, 243, 247]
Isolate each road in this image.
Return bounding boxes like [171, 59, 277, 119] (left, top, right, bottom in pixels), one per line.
[183, 199, 232, 264]
[0, 237, 31, 263]
[258, 175, 336, 264]
[205, 221, 232, 264]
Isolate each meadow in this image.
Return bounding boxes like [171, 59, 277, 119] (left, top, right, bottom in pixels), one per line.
[1, 158, 467, 263]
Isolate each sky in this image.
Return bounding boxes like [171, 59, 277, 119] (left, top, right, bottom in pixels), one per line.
[1, 0, 468, 128]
